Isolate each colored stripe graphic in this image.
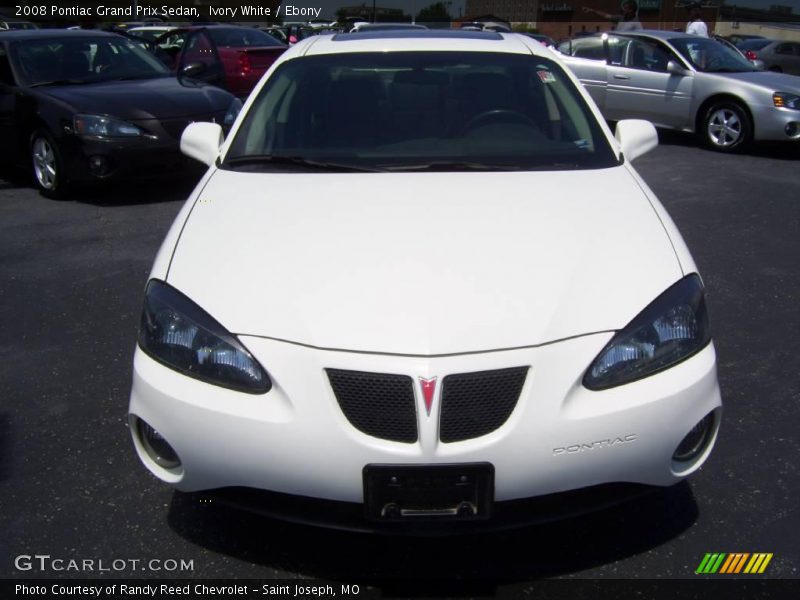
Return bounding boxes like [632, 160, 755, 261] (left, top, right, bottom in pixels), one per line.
[697, 553, 773, 574]
[696, 553, 726, 574]
[744, 553, 773, 574]
[720, 553, 748, 574]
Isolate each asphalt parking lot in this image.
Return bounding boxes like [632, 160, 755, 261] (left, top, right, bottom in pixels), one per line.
[1, 132, 798, 590]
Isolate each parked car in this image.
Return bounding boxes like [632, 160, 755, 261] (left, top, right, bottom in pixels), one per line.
[560, 30, 800, 151]
[736, 38, 800, 75]
[724, 34, 764, 46]
[129, 30, 721, 532]
[0, 20, 38, 31]
[0, 30, 240, 196]
[152, 25, 287, 98]
[128, 25, 177, 42]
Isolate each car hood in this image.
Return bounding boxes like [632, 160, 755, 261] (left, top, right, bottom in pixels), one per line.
[166, 167, 683, 355]
[39, 77, 232, 120]
[707, 70, 800, 92]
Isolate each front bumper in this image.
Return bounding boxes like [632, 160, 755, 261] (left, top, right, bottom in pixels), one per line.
[61, 135, 189, 183]
[129, 332, 722, 509]
[752, 104, 800, 141]
[60, 113, 226, 183]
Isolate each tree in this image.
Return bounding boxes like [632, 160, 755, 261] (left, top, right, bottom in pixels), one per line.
[416, 2, 452, 23]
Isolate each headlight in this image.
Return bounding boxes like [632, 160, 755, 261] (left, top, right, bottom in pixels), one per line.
[583, 274, 711, 391]
[223, 97, 243, 127]
[73, 114, 143, 137]
[138, 280, 271, 394]
[773, 93, 800, 110]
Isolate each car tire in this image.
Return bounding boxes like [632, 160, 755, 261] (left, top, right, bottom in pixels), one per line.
[30, 129, 69, 198]
[701, 101, 752, 153]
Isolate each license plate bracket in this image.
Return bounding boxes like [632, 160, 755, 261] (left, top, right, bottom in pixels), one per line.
[363, 463, 494, 521]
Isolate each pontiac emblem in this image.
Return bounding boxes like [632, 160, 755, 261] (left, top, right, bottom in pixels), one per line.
[419, 377, 438, 417]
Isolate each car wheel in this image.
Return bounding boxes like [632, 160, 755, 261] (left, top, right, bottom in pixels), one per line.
[702, 102, 752, 152]
[30, 130, 68, 197]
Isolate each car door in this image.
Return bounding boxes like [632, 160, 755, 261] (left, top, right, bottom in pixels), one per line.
[604, 36, 694, 129]
[558, 36, 610, 109]
[177, 29, 227, 91]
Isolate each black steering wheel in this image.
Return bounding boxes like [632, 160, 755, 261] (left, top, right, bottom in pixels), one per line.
[461, 109, 539, 135]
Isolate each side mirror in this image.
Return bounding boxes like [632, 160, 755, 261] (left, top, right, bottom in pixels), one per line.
[615, 119, 658, 162]
[180, 62, 206, 78]
[667, 60, 689, 76]
[181, 122, 223, 166]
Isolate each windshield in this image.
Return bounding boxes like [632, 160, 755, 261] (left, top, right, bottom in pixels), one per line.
[207, 27, 285, 48]
[11, 36, 170, 86]
[224, 52, 618, 172]
[670, 37, 756, 73]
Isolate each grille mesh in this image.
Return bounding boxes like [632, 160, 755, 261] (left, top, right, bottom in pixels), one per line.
[439, 367, 528, 443]
[327, 369, 417, 443]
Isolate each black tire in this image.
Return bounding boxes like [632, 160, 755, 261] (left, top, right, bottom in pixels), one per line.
[30, 129, 69, 198]
[701, 101, 752, 153]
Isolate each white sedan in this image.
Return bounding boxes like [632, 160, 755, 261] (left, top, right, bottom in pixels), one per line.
[128, 30, 722, 531]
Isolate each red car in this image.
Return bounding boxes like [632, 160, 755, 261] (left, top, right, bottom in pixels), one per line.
[154, 26, 287, 98]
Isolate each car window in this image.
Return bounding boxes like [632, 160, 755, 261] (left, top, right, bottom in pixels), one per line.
[225, 52, 619, 172]
[559, 37, 605, 61]
[622, 38, 673, 72]
[606, 37, 629, 66]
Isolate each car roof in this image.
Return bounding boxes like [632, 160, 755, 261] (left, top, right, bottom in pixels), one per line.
[303, 30, 544, 56]
[0, 29, 120, 40]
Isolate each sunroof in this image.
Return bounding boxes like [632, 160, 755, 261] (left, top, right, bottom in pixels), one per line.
[332, 30, 504, 42]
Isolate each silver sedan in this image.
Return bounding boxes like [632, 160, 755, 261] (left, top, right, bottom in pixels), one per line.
[559, 30, 800, 151]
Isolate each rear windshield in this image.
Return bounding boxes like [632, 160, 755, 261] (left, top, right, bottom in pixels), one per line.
[224, 52, 618, 172]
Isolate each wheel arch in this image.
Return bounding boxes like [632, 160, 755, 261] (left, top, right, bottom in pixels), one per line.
[694, 94, 753, 135]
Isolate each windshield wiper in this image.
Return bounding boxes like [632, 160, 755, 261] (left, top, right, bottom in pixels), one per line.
[222, 155, 382, 173]
[380, 161, 520, 172]
[29, 79, 91, 88]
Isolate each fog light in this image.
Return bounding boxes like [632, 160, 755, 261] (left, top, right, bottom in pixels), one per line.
[88, 155, 110, 176]
[673, 413, 715, 462]
[137, 419, 181, 470]
[785, 122, 800, 139]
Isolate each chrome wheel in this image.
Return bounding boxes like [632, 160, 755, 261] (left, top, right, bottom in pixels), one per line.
[32, 136, 58, 191]
[707, 108, 742, 148]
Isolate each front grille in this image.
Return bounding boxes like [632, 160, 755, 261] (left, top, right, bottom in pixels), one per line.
[439, 367, 528, 443]
[327, 369, 417, 443]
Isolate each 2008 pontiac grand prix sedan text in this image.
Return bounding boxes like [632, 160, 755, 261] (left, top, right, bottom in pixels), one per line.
[127, 30, 722, 532]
